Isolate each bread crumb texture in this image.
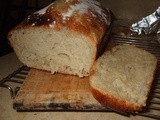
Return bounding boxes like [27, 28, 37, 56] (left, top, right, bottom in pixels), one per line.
[8, 0, 111, 77]
[90, 45, 157, 111]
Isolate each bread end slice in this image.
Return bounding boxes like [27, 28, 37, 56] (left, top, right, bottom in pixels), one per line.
[90, 45, 157, 112]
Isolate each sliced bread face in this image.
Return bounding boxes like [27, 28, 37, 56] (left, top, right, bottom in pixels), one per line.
[8, 0, 111, 77]
[9, 28, 94, 77]
[90, 45, 157, 111]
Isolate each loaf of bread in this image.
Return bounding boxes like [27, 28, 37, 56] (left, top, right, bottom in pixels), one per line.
[90, 45, 157, 112]
[8, 0, 111, 77]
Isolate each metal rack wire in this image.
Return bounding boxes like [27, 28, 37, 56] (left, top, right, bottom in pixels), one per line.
[0, 66, 30, 99]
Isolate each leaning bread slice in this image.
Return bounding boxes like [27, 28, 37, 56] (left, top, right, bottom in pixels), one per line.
[90, 45, 157, 112]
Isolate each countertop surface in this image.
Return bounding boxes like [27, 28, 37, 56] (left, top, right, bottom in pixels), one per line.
[0, 53, 154, 120]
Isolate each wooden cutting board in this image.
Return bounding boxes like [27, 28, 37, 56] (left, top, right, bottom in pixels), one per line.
[13, 69, 109, 111]
[13, 22, 113, 111]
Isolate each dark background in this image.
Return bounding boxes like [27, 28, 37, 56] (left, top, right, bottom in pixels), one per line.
[0, 0, 54, 57]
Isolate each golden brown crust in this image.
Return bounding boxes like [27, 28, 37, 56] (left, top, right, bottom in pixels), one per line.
[10, 0, 111, 47]
[8, 0, 112, 77]
[91, 87, 142, 112]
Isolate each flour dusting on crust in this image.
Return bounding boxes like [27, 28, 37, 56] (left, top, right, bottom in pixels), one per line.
[62, 0, 108, 23]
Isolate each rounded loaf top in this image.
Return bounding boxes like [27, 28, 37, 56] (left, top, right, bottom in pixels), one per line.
[18, 0, 111, 44]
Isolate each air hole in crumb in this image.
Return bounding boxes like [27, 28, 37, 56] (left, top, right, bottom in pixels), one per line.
[47, 33, 52, 37]
[58, 53, 70, 60]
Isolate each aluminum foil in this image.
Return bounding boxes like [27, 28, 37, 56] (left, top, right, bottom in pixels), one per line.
[130, 7, 160, 43]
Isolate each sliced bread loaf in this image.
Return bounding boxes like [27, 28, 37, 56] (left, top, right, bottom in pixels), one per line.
[8, 0, 111, 77]
[90, 45, 157, 111]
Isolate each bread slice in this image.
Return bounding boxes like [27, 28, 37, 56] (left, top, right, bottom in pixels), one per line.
[90, 45, 157, 112]
[8, 0, 111, 77]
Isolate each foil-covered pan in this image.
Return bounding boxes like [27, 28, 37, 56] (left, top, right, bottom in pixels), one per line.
[130, 7, 160, 43]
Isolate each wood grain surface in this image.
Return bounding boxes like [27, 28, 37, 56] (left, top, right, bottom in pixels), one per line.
[13, 69, 109, 111]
